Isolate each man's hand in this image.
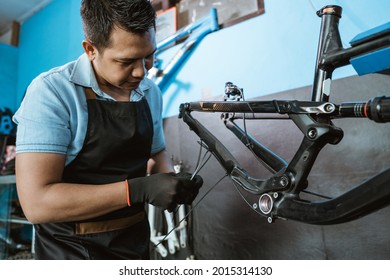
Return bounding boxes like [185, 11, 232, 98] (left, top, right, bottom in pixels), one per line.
[128, 172, 203, 211]
[173, 172, 203, 205]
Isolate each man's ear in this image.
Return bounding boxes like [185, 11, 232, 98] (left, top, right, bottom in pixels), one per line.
[82, 40, 97, 61]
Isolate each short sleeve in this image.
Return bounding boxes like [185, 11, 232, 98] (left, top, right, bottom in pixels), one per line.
[13, 74, 71, 154]
[143, 80, 166, 154]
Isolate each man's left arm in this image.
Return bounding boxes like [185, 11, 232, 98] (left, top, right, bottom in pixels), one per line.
[147, 149, 174, 175]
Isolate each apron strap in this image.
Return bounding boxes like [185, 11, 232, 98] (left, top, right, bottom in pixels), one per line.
[84, 87, 96, 100]
[75, 211, 146, 235]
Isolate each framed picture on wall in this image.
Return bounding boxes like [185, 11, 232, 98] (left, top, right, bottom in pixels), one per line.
[151, 0, 171, 12]
[156, 7, 177, 43]
[176, 0, 265, 29]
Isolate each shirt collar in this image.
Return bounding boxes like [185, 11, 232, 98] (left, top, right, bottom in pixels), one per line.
[69, 53, 92, 88]
[70, 53, 151, 100]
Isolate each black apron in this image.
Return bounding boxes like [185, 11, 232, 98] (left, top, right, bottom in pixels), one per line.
[34, 88, 154, 259]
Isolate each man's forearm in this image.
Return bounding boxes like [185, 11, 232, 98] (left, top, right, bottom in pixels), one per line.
[147, 149, 174, 174]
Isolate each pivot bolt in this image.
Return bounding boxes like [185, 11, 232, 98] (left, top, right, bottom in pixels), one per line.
[279, 176, 289, 187]
[324, 103, 335, 113]
[307, 128, 317, 139]
[283, 103, 291, 111]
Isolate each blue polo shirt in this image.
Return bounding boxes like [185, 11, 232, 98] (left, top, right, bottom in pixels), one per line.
[13, 53, 166, 166]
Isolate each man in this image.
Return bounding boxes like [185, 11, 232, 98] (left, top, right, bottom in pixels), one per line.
[12, 0, 202, 260]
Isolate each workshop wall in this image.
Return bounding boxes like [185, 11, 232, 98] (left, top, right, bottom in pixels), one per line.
[157, 0, 390, 117]
[0, 44, 18, 112]
[16, 0, 83, 107]
[13, 0, 390, 114]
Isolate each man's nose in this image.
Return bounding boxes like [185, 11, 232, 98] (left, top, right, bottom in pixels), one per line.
[132, 59, 146, 78]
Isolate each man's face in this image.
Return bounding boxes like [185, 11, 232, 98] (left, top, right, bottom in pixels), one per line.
[90, 26, 156, 95]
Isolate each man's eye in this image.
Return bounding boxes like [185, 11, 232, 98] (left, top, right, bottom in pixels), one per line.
[118, 61, 133, 65]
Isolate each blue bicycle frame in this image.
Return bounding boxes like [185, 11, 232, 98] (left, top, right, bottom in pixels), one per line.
[148, 8, 219, 92]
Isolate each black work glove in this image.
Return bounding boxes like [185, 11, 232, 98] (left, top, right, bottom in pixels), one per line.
[128, 172, 203, 211]
[174, 172, 203, 205]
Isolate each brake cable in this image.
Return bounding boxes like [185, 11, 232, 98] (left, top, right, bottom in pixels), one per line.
[153, 141, 227, 250]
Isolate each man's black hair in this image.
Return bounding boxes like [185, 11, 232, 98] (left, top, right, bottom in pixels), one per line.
[81, 0, 156, 51]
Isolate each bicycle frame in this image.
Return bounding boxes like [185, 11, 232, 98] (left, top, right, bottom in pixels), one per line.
[312, 6, 390, 102]
[179, 5, 390, 225]
[148, 8, 219, 92]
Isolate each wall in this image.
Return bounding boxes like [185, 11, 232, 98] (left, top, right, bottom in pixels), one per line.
[0, 29, 13, 45]
[0, 43, 18, 112]
[12, 0, 390, 113]
[159, 0, 390, 117]
[16, 0, 84, 106]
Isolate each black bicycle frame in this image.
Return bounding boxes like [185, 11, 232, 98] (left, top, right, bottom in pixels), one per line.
[179, 5, 390, 225]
